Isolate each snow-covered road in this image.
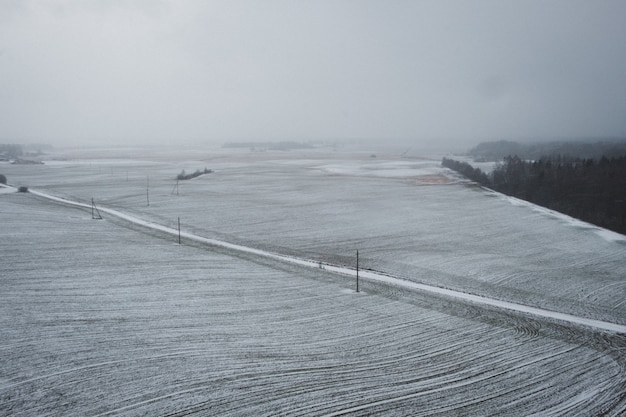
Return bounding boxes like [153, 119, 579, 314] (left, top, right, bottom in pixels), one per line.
[29, 189, 626, 335]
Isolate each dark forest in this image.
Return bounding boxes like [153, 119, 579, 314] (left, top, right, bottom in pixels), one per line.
[443, 146, 626, 234]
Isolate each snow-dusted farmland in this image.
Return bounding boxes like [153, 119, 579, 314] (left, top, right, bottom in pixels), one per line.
[1, 146, 626, 415]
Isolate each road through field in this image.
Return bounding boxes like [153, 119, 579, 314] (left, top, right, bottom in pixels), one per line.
[29, 188, 626, 335]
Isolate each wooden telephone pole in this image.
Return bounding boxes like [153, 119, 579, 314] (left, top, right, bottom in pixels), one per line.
[91, 198, 102, 220]
[356, 250, 360, 293]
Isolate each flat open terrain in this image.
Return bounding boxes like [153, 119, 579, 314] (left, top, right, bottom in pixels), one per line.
[1, 146, 625, 415]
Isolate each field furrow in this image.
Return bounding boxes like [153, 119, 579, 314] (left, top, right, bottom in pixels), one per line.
[2, 151, 626, 415]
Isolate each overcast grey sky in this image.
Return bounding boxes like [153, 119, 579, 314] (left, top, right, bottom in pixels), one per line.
[1, 0, 625, 147]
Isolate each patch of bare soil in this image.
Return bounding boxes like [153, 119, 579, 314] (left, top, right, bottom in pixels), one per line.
[412, 174, 456, 185]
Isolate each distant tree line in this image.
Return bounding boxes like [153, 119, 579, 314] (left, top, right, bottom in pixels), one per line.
[176, 167, 213, 181]
[469, 139, 626, 162]
[0, 144, 23, 159]
[222, 141, 314, 151]
[441, 158, 489, 184]
[442, 156, 626, 234]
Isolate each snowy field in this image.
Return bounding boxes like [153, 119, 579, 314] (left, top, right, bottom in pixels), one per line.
[1, 145, 626, 415]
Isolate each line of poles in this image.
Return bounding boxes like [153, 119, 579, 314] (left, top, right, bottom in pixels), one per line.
[91, 196, 362, 292]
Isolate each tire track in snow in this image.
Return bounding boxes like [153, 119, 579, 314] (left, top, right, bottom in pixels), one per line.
[28, 189, 626, 335]
[0, 350, 212, 391]
[318, 346, 579, 417]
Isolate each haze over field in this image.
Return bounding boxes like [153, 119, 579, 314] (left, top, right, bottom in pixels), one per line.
[1, 0, 626, 148]
[2, 2, 626, 413]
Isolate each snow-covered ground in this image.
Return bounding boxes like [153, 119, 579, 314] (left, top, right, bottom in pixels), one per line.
[1, 146, 625, 415]
[26, 187, 626, 335]
[11, 147, 624, 325]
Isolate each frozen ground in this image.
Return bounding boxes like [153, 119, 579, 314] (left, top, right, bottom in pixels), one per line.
[7, 146, 625, 324]
[25, 187, 626, 334]
[1, 146, 626, 415]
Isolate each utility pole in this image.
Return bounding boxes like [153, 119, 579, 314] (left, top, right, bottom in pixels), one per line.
[146, 176, 150, 207]
[178, 216, 181, 244]
[91, 198, 102, 220]
[356, 250, 360, 293]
